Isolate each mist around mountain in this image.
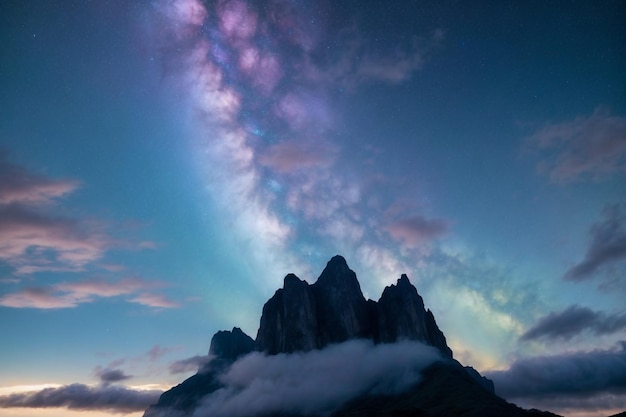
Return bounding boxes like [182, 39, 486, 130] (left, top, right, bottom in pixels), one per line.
[144, 256, 562, 417]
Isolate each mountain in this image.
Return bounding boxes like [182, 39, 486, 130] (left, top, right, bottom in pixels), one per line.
[144, 256, 561, 417]
[255, 256, 452, 357]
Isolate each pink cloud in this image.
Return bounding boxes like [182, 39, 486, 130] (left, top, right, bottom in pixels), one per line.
[0, 154, 80, 205]
[54, 278, 151, 297]
[0, 287, 81, 309]
[259, 139, 338, 173]
[385, 215, 448, 247]
[527, 108, 626, 183]
[0, 278, 177, 310]
[0, 205, 108, 274]
[129, 293, 180, 308]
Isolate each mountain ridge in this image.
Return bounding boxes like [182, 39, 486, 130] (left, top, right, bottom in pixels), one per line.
[144, 255, 561, 417]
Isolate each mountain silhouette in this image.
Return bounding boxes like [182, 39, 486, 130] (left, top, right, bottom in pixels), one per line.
[144, 256, 561, 417]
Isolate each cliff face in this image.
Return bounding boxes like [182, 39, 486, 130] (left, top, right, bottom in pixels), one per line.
[255, 274, 318, 354]
[256, 255, 453, 358]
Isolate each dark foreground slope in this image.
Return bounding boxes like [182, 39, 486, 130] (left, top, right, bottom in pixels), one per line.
[334, 362, 559, 417]
[144, 256, 560, 417]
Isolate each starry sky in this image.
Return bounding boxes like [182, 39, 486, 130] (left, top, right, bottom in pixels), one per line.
[0, 1, 625, 416]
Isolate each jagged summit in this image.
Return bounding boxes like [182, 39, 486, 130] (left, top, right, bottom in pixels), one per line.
[254, 255, 452, 358]
[144, 256, 558, 417]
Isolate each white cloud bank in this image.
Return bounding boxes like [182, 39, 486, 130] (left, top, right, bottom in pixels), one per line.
[192, 340, 442, 417]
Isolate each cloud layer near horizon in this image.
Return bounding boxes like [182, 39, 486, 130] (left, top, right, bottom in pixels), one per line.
[487, 342, 626, 413]
[0, 384, 162, 414]
[189, 340, 441, 417]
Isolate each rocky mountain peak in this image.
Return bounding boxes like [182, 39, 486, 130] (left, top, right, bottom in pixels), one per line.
[311, 255, 371, 346]
[255, 256, 453, 358]
[208, 327, 255, 362]
[144, 256, 546, 417]
[314, 255, 363, 295]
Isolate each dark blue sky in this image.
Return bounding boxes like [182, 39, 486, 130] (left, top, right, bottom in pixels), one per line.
[1, 1, 625, 416]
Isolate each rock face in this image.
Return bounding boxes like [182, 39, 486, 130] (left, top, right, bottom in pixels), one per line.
[256, 274, 318, 354]
[311, 255, 371, 346]
[256, 255, 452, 358]
[376, 274, 452, 357]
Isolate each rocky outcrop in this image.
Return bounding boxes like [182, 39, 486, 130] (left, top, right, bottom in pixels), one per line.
[209, 327, 255, 361]
[376, 275, 452, 357]
[144, 328, 255, 417]
[256, 256, 453, 358]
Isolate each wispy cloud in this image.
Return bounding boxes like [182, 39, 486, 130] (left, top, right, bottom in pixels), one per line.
[0, 384, 161, 414]
[0, 155, 157, 275]
[564, 204, 626, 282]
[95, 367, 132, 385]
[385, 215, 448, 248]
[526, 107, 626, 183]
[0, 204, 108, 274]
[147, 345, 180, 363]
[258, 139, 338, 174]
[169, 355, 212, 374]
[0, 152, 80, 205]
[129, 293, 180, 308]
[521, 305, 626, 341]
[0, 278, 178, 309]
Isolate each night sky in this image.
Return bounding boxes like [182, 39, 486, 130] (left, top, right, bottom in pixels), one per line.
[1, 1, 625, 416]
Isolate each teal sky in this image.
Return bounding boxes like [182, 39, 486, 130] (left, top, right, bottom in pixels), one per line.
[1, 1, 625, 416]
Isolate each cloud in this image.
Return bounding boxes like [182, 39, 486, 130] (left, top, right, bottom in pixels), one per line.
[564, 204, 626, 282]
[129, 293, 180, 308]
[169, 355, 213, 374]
[486, 342, 626, 400]
[0, 204, 108, 274]
[385, 215, 448, 247]
[0, 384, 161, 414]
[521, 305, 626, 341]
[526, 107, 626, 183]
[509, 392, 626, 416]
[147, 345, 179, 363]
[95, 368, 132, 385]
[191, 340, 441, 417]
[354, 30, 445, 84]
[0, 155, 154, 275]
[0, 278, 178, 309]
[0, 152, 80, 205]
[301, 27, 444, 89]
[258, 139, 338, 173]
